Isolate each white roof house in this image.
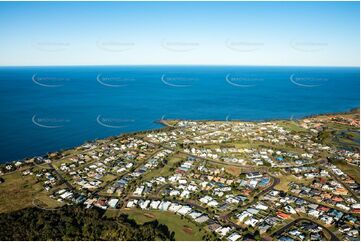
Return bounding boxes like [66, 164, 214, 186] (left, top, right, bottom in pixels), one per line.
[126, 199, 138, 208]
[133, 186, 144, 196]
[195, 215, 209, 223]
[199, 195, 213, 204]
[180, 190, 190, 198]
[237, 211, 251, 222]
[215, 227, 231, 237]
[226, 196, 239, 204]
[207, 200, 219, 207]
[188, 211, 202, 220]
[246, 172, 263, 179]
[159, 201, 171, 211]
[177, 206, 192, 215]
[255, 203, 268, 210]
[244, 217, 259, 227]
[308, 209, 320, 218]
[170, 190, 181, 196]
[150, 200, 161, 210]
[108, 198, 119, 208]
[60, 192, 73, 200]
[227, 233, 241, 241]
[168, 203, 182, 213]
[140, 200, 150, 210]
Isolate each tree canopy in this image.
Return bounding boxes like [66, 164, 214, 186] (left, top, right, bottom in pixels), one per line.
[0, 205, 175, 241]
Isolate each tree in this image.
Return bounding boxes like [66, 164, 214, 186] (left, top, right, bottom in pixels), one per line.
[0, 205, 174, 241]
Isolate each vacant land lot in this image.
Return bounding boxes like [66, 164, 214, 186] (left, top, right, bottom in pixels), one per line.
[0, 172, 42, 213]
[225, 165, 242, 176]
[141, 153, 186, 181]
[274, 174, 312, 192]
[33, 190, 63, 209]
[113, 208, 209, 241]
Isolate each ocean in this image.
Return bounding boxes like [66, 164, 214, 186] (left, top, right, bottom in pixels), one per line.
[0, 66, 359, 163]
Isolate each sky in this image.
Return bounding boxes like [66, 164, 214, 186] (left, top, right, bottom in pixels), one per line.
[0, 1, 359, 67]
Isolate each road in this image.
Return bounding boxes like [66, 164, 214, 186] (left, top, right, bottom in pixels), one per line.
[219, 174, 280, 225]
[287, 191, 354, 215]
[144, 138, 271, 173]
[322, 164, 360, 201]
[271, 217, 340, 241]
[48, 163, 74, 190]
[91, 148, 163, 196]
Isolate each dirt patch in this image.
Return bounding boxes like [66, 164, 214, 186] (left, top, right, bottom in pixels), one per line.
[183, 225, 193, 235]
[225, 165, 241, 176]
[144, 213, 155, 218]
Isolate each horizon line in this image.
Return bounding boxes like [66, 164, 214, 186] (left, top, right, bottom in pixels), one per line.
[0, 64, 360, 68]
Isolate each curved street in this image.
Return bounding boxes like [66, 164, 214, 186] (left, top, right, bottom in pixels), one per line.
[271, 217, 340, 241]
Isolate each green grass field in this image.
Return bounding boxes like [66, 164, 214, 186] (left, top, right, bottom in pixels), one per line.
[276, 121, 308, 133]
[33, 190, 63, 209]
[108, 208, 210, 241]
[0, 172, 42, 213]
[274, 174, 312, 192]
[141, 153, 186, 181]
[0, 170, 63, 213]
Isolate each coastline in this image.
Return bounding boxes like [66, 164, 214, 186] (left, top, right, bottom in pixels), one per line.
[0, 104, 359, 241]
[157, 107, 360, 123]
[0, 107, 359, 166]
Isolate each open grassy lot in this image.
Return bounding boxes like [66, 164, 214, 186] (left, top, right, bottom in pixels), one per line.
[274, 174, 312, 192]
[0, 170, 63, 213]
[225, 165, 242, 176]
[33, 190, 63, 209]
[331, 159, 360, 181]
[276, 120, 308, 133]
[231, 140, 306, 156]
[51, 158, 75, 169]
[161, 120, 179, 127]
[102, 174, 118, 182]
[0, 172, 42, 213]
[318, 122, 359, 152]
[141, 153, 186, 181]
[109, 208, 210, 241]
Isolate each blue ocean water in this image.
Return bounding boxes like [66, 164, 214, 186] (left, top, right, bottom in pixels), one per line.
[0, 66, 359, 163]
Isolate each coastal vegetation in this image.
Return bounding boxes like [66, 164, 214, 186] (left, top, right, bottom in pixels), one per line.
[0, 205, 175, 241]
